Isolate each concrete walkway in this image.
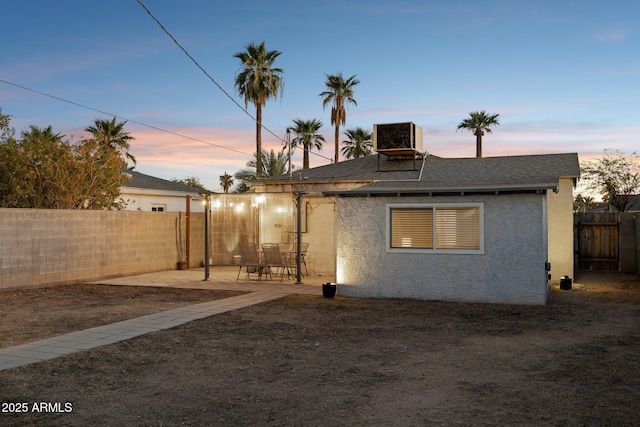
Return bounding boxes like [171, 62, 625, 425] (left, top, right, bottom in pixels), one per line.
[0, 267, 332, 371]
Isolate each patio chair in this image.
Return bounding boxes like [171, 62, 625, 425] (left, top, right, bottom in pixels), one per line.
[236, 244, 266, 281]
[278, 243, 309, 277]
[262, 243, 292, 281]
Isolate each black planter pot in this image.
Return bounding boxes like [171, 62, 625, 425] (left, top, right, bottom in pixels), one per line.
[560, 276, 572, 290]
[322, 283, 337, 298]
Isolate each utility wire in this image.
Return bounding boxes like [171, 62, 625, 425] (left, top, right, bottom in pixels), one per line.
[0, 78, 250, 157]
[136, 0, 334, 163]
[137, 0, 253, 124]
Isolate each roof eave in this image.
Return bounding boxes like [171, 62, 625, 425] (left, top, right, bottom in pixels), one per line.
[323, 184, 558, 198]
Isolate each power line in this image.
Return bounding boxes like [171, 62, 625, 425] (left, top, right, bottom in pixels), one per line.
[2, 2, 336, 164]
[136, 0, 334, 163]
[0, 78, 251, 157]
[137, 0, 253, 124]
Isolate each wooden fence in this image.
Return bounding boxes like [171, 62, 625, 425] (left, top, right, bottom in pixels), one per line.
[574, 212, 639, 273]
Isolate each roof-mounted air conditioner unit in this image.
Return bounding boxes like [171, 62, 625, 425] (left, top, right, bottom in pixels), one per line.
[373, 122, 423, 155]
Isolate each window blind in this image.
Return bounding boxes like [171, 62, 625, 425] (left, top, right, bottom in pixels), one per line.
[390, 208, 433, 249]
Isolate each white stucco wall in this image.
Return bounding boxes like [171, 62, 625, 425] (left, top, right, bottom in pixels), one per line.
[121, 188, 203, 212]
[547, 178, 575, 281]
[335, 193, 549, 305]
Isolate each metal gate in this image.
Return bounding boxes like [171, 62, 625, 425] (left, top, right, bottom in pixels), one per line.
[575, 213, 619, 271]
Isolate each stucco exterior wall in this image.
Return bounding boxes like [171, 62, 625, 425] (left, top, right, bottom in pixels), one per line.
[121, 188, 203, 212]
[547, 178, 575, 281]
[0, 209, 205, 291]
[301, 196, 336, 276]
[335, 193, 549, 304]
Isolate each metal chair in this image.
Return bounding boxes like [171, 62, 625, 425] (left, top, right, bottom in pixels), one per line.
[236, 244, 266, 281]
[262, 243, 291, 281]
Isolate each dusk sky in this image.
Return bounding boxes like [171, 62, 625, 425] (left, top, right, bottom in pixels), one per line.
[1, 1, 638, 192]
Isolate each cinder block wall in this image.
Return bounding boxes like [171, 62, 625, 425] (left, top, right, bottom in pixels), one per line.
[0, 209, 204, 291]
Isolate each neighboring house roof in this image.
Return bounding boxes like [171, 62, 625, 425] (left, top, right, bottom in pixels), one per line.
[257, 153, 579, 197]
[588, 197, 640, 213]
[121, 170, 206, 194]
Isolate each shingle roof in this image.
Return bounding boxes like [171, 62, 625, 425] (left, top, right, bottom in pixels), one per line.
[333, 153, 580, 196]
[121, 170, 208, 194]
[259, 152, 580, 196]
[258, 154, 423, 183]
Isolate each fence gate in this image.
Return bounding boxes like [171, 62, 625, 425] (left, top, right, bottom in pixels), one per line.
[575, 213, 619, 271]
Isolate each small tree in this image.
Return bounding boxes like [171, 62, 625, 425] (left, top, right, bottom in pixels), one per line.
[172, 176, 209, 191]
[0, 107, 14, 142]
[581, 149, 640, 212]
[0, 124, 127, 209]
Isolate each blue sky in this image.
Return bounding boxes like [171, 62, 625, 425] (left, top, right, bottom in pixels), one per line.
[1, 0, 638, 191]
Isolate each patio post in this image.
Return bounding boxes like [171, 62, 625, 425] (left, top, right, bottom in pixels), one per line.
[203, 194, 210, 281]
[293, 191, 306, 284]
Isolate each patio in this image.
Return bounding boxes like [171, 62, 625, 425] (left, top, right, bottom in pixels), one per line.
[0, 266, 334, 371]
[91, 266, 333, 289]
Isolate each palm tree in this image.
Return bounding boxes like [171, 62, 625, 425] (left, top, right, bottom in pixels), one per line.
[320, 73, 360, 163]
[233, 41, 284, 178]
[574, 194, 594, 213]
[85, 117, 136, 166]
[219, 172, 234, 194]
[456, 111, 500, 158]
[287, 118, 325, 169]
[21, 125, 64, 144]
[234, 149, 292, 191]
[341, 127, 373, 159]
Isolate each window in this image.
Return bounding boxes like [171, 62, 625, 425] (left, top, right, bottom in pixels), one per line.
[151, 204, 166, 212]
[388, 203, 483, 254]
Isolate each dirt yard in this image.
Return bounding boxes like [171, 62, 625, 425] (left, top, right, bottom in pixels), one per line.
[1, 272, 639, 426]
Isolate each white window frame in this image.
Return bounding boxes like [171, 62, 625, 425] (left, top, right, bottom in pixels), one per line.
[386, 202, 484, 254]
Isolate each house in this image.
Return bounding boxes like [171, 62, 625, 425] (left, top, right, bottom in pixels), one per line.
[256, 152, 579, 304]
[120, 170, 207, 212]
[586, 197, 640, 213]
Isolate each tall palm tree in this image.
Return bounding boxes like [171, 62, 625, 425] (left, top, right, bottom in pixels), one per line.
[341, 127, 373, 159]
[456, 111, 500, 158]
[287, 118, 325, 169]
[233, 41, 284, 178]
[85, 117, 136, 166]
[219, 172, 234, 194]
[320, 73, 360, 164]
